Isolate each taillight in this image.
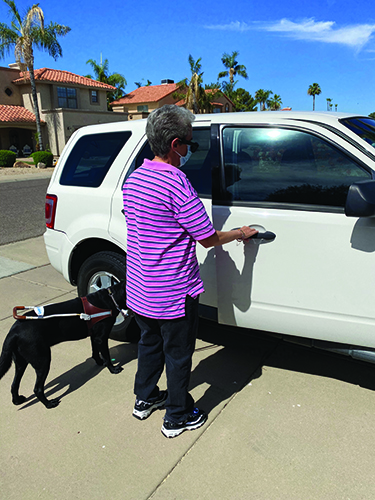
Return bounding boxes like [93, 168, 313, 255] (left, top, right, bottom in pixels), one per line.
[45, 194, 57, 229]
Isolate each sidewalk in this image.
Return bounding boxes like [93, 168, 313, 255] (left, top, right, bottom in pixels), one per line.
[1, 237, 375, 499]
[0, 165, 54, 184]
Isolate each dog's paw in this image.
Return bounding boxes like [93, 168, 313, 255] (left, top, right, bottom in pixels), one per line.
[45, 398, 61, 409]
[109, 364, 123, 374]
[12, 395, 27, 405]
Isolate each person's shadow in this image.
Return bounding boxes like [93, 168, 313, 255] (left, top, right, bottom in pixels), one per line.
[18, 342, 138, 410]
[190, 320, 280, 414]
[190, 319, 375, 416]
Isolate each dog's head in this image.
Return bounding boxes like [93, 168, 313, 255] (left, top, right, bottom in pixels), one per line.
[108, 281, 127, 310]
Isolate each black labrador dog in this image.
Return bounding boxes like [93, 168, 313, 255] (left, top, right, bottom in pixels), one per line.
[0, 282, 128, 409]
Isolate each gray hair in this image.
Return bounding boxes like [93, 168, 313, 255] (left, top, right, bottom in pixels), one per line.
[146, 105, 195, 159]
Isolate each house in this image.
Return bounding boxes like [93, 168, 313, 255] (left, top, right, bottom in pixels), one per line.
[0, 64, 129, 156]
[111, 80, 179, 119]
[110, 80, 234, 118]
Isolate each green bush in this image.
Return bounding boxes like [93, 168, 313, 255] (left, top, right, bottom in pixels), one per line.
[0, 150, 17, 167]
[30, 151, 54, 167]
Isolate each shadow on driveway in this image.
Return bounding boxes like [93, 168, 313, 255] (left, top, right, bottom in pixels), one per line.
[18, 342, 138, 410]
[193, 319, 375, 413]
[17, 319, 375, 412]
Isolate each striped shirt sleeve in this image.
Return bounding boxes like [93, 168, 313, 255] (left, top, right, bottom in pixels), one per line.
[175, 195, 215, 241]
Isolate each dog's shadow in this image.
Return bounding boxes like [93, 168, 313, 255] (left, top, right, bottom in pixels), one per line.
[18, 342, 138, 410]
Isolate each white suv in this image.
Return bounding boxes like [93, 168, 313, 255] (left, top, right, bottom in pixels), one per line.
[45, 111, 375, 362]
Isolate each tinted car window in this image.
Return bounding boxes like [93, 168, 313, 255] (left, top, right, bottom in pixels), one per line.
[135, 141, 153, 169]
[341, 117, 375, 149]
[132, 128, 212, 198]
[222, 127, 370, 208]
[181, 128, 211, 197]
[60, 132, 131, 187]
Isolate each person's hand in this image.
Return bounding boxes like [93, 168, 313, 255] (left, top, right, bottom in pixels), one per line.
[237, 226, 258, 242]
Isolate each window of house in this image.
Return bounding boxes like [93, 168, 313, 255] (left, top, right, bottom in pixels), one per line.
[91, 90, 99, 104]
[60, 131, 131, 187]
[221, 127, 371, 209]
[57, 87, 77, 109]
[213, 106, 221, 113]
[225, 104, 229, 112]
[5, 87, 13, 97]
[137, 105, 148, 112]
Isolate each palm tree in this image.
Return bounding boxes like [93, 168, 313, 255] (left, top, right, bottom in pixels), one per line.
[307, 83, 322, 111]
[0, 0, 70, 150]
[134, 79, 152, 88]
[255, 89, 273, 111]
[86, 55, 127, 109]
[326, 97, 332, 111]
[268, 94, 282, 111]
[174, 55, 211, 114]
[218, 51, 248, 85]
[230, 88, 258, 112]
[220, 80, 237, 100]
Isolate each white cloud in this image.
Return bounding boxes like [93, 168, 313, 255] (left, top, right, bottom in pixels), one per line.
[204, 21, 252, 32]
[264, 18, 375, 49]
[205, 18, 375, 51]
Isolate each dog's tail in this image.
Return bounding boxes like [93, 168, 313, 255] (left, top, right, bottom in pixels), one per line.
[0, 332, 16, 380]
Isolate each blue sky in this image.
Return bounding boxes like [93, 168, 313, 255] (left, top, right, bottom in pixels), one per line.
[1, 0, 375, 114]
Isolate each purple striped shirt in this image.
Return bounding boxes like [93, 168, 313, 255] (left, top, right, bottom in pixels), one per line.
[123, 159, 215, 319]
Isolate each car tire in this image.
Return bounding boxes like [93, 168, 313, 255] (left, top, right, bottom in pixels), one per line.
[77, 251, 140, 342]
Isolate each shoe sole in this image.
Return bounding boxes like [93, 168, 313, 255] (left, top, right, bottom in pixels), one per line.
[132, 399, 167, 420]
[161, 415, 207, 438]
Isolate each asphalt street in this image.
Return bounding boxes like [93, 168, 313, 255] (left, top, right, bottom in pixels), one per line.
[0, 178, 50, 245]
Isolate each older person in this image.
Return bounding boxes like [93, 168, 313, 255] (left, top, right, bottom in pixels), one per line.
[123, 104, 256, 438]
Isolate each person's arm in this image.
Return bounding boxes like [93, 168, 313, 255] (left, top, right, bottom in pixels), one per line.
[198, 226, 258, 249]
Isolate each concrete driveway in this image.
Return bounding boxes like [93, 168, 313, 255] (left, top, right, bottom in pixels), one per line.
[1, 237, 375, 499]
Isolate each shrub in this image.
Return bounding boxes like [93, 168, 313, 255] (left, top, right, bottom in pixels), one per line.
[30, 151, 54, 167]
[0, 150, 17, 167]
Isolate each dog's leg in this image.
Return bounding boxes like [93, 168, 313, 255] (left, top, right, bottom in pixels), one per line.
[92, 331, 123, 374]
[90, 337, 105, 366]
[31, 350, 60, 409]
[11, 353, 28, 405]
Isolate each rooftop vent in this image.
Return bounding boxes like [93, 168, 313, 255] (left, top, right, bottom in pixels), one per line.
[161, 79, 174, 85]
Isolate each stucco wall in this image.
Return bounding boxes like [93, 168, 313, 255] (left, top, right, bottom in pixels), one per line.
[43, 108, 129, 155]
[79, 87, 108, 111]
[0, 67, 23, 106]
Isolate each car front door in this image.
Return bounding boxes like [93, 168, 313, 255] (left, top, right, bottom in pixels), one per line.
[213, 123, 375, 347]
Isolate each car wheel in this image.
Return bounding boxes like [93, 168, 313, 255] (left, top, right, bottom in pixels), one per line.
[77, 251, 139, 342]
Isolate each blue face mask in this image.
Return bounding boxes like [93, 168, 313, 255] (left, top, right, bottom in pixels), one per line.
[176, 145, 192, 167]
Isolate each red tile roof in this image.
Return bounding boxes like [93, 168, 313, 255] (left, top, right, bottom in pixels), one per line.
[0, 104, 44, 124]
[174, 89, 233, 108]
[13, 68, 116, 90]
[111, 83, 179, 106]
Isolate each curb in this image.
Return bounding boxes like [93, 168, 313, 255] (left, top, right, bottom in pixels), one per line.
[0, 171, 53, 184]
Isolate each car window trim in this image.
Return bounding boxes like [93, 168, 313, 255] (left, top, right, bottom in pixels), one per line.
[215, 198, 345, 214]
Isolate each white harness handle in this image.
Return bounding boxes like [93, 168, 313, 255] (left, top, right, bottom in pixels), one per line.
[13, 305, 112, 322]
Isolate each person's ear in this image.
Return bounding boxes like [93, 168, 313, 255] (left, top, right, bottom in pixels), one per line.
[171, 138, 180, 150]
